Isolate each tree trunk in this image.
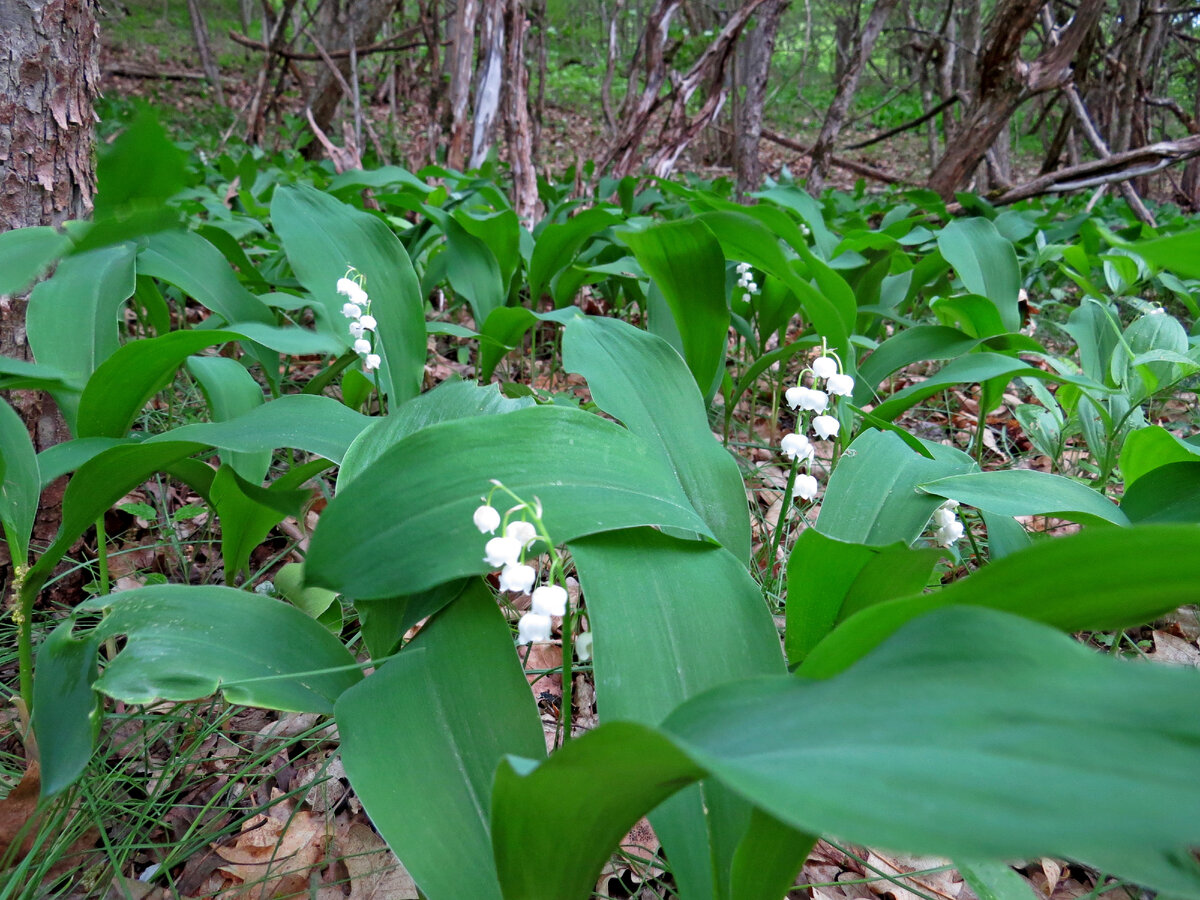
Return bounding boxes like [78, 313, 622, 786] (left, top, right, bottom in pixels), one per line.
[806, 0, 900, 196]
[927, 0, 1105, 199]
[0, 0, 99, 562]
[0, 0, 99, 231]
[469, 0, 506, 169]
[186, 0, 226, 105]
[446, 0, 480, 170]
[306, 0, 395, 140]
[734, 0, 787, 196]
[502, 0, 538, 221]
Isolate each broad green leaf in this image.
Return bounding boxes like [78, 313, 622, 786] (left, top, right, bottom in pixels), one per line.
[26, 244, 137, 429]
[148, 394, 370, 465]
[871, 353, 1080, 423]
[0, 398, 39, 563]
[1120, 228, 1200, 279]
[82, 584, 361, 707]
[77, 330, 239, 438]
[186, 356, 270, 482]
[211, 464, 311, 582]
[570, 528, 784, 900]
[137, 231, 274, 325]
[0, 356, 77, 394]
[33, 620, 102, 798]
[337, 582, 544, 900]
[563, 316, 750, 560]
[455, 208, 521, 292]
[785, 530, 940, 663]
[620, 220, 729, 400]
[493, 723, 705, 900]
[37, 437, 130, 487]
[528, 207, 618, 304]
[443, 218, 506, 324]
[816, 429, 975, 545]
[337, 380, 533, 490]
[25, 441, 207, 594]
[801, 524, 1200, 678]
[754, 186, 838, 258]
[0, 226, 71, 295]
[1120, 461, 1200, 524]
[272, 184, 426, 405]
[274, 562, 338, 620]
[306, 405, 715, 599]
[494, 607, 1200, 900]
[1120, 425, 1200, 486]
[855, 325, 980, 394]
[956, 861, 1041, 900]
[668, 607, 1200, 893]
[919, 469, 1128, 526]
[937, 218, 1020, 332]
[217, 322, 342, 356]
[931, 294, 1006, 338]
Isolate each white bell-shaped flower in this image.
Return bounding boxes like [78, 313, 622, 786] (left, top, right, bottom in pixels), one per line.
[935, 519, 965, 548]
[785, 386, 829, 412]
[794, 473, 819, 501]
[359, 314, 377, 331]
[499, 563, 537, 594]
[812, 414, 840, 440]
[575, 630, 594, 661]
[348, 321, 366, 339]
[473, 505, 501, 534]
[780, 433, 814, 462]
[484, 536, 522, 568]
[354, 338, 372, 355]
[826, 372, 855, 397]
[337, 277, 368, 306]
[364, 353, 381, 371]
[341, 302, 362, 319]
[531, 584, 568, 616]
[517, 612, 552, 645]
[812, 356, 839, 379]
[505, 520, 538, 550]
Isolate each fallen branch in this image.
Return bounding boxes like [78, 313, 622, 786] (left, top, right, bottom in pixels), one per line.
[227, 26, 432, 60]
[843, 94, 962, 151]
[103, 64, 231, 82]
[760, 130, 906, 184]
[958, 133, 1200, 209]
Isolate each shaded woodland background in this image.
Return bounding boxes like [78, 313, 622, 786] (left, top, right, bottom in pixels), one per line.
[5, 0, 1200, 230]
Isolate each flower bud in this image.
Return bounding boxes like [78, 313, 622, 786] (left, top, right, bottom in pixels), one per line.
[473, 505, 501, 534]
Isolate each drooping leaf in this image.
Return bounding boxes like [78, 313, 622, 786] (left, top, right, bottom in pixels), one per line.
[0, 226, 72, 295]
[800, 524, 1200, 678]
[1120, 461, 1200, 524]
[937, 218, 1021, 332]
[918, 469, 1129, 527]
[0, 398, 40, 563]
[186, 356, 270, 482]
[306, 405, 715, 599]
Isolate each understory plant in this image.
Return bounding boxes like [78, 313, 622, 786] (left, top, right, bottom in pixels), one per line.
[2, 112, 1200, 899]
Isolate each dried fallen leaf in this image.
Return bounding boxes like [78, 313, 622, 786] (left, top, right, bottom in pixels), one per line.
[212, 791, 327, 899]
[1148, 630, 1200, 668]
[334, 820, 418, 899]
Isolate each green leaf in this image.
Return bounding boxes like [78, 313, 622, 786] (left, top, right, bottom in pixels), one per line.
[274, 561, 338, 619]
[337, 380, 533, 491]
[186, 356, 270, 482]
[493, 722, 705, 900]
[0, 399, 40, 563]
[563, 316, 750, 560]
[337, 581, 544, 900]
[443, 218, 506, 324]
[785, 530, 939, 663]
[0, 226, 72, 295]
[211, 465, 311, 582]
[570, 528, 784, 900]
[620, 220, 729, 400]
[137, 231, 274, 325]
[1119, 228, 1200, 279]
[918, 469, 1129, 526]
[937, 218, 1021, 332]
[1120, 425, 1200, 486]
[306, 405, 715, 599]
[668, 607, 1200, 892]
[1120, 461, 1200, 524]
[856, 325, 981, 394]
[26, 244, 137, 429]
[529, 208, 618, 304]
[816, 429, 975, 545]
[148, 394, 370, 465]
[33, 624, 101, 798]
[801, 524, 1200, 678]
[272, 184, 426, 405]
[494, 607, 1200, 900]
[80, 583, 361, 707]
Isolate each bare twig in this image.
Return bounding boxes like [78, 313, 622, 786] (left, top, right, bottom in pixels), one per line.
[759, 129, 907, 184]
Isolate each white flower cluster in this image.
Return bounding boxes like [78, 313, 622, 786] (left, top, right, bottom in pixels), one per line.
[778, 349, 856, 502]
[931, 500, 965, 548]
[735, 262, 760, 296]
[337, 271, 381, 372]
[474, 500, 568, 645]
